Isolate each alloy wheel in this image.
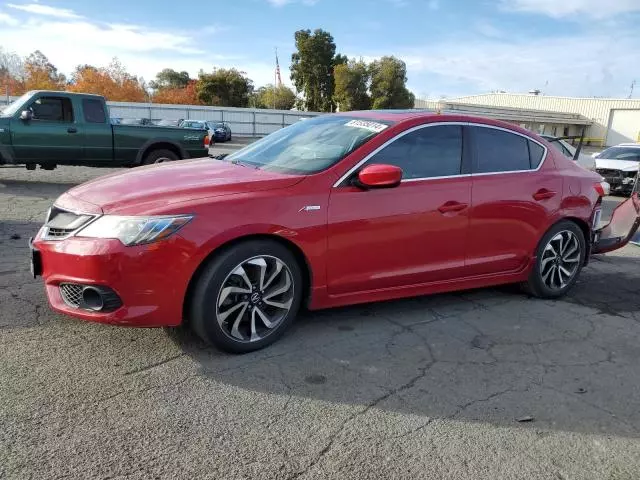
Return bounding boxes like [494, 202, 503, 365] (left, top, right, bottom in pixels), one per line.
[216, 255, 294, 343]
[539, 230, 581, 290]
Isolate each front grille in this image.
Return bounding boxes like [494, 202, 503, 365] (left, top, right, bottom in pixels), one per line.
[60, 283, 84, 308]
[45, 227, 76, 238]
[41, 206, 96, 240]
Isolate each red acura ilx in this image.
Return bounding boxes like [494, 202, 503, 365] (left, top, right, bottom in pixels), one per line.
[30, 111, 640, 352]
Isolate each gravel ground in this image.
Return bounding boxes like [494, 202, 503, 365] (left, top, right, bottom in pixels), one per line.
[1, 151, 640, 480]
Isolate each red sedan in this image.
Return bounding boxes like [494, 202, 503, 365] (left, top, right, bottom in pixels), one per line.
[30, 111, 640, 352]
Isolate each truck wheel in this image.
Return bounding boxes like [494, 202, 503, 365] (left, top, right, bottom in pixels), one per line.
[142, 149, 179, 165]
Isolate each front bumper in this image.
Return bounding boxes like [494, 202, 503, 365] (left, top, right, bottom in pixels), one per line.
[32, 230, 197, 327]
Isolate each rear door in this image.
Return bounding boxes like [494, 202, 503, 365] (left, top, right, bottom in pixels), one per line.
[466, 124, 562, 276]
[10, 94, 83, 163]
[80, 98, 113, 164]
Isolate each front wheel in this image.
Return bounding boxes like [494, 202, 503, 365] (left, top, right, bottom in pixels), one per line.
[524, 221, 586, 298]
[189, 240, 303, 353]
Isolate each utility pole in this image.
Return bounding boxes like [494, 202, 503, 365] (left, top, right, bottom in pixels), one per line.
[629, 80, 636, 99]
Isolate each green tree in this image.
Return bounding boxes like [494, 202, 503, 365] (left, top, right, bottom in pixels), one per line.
[369, 56, 415, 110]
[149, 68, 191, 90]
[333, 59, 370, 111]
[255, 84, 297, 110]
[196, 68, 254, 107]
[290, 29, 344, 112]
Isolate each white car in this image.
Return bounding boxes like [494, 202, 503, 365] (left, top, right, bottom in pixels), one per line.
[594, 143, 640, 196]
[541, 134, 596, 171]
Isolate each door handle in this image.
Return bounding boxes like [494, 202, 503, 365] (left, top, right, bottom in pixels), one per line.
[438, 201, 468, 214]
[67, 127, 77, 134]
[532, 189, 556, 201]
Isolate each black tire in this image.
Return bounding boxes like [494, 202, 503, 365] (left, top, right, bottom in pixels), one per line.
[142, 148, 179, 165]
[524, 220, 586, 299]
[189, 239, 303, 353]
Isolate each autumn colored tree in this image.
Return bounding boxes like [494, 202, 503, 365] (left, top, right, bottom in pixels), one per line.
[152, 80, 201, 105]
[68, 59, 147, 102]
[0, 47, 25, 96]
[23, 50, 65, 91]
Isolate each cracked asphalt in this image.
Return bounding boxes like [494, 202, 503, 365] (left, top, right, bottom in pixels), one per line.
[2, 155, 640, 479]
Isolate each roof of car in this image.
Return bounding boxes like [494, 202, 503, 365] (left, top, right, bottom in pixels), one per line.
[336, 109, 534, 134]
[617, 143, 640, 147]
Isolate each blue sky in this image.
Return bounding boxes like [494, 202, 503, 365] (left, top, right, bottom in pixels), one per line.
[1, 0, 639, 99]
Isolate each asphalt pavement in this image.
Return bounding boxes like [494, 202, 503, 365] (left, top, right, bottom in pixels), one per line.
[1, 151, 640, 480]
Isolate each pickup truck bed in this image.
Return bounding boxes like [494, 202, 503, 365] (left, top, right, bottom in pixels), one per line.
[0, 91, 209, 169]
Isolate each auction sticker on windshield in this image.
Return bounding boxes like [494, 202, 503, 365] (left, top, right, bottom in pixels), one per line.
[344, 119, 388, 133]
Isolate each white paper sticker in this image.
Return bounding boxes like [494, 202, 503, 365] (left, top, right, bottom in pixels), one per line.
[344, 119, 388, 133]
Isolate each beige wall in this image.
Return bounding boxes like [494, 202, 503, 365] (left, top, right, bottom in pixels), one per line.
[431, 94, 640, 145]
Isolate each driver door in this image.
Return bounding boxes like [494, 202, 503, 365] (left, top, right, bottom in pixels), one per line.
[10, 94, 83, 163]
[326, 123, 472, 295]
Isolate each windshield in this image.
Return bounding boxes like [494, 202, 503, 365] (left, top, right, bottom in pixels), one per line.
[598, 146, 640, 161]
[0, 91, 34, 117]
[226, 115, 392, 174]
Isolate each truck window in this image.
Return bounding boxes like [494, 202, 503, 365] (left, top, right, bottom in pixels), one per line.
[30, 96, 73, 122]
[82, 99, 107, 123]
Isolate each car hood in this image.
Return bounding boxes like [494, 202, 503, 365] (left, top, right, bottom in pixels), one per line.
[596, 158, 640, 172]
[57, 158, 304, 215]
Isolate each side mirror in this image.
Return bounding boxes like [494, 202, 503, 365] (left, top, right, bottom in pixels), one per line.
[20, 110, 33, 121]
[356, 164, 403, 189]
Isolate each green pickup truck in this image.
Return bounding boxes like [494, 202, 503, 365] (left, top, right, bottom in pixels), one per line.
[0, 91, 209, 170]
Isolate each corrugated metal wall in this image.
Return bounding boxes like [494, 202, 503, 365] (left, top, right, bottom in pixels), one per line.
[419, 94, 640, 144]
[1, 96, 319, 136]
[107, 102, 319, 136]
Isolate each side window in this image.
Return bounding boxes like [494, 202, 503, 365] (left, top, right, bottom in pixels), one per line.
[529, 140, 546, 168]
[473, 126, 530, 173]
[366, 125, 463, 180]
[30, 96, 73, 122]
[82, 99, 106, 124]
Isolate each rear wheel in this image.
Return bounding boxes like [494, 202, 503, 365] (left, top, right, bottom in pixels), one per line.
[142, 149, 179, 165]
[524, 221, 586, 298]
[190, 240, 303, 353]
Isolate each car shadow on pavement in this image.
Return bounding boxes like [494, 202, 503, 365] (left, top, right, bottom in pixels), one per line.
[164, 255, 640, 439]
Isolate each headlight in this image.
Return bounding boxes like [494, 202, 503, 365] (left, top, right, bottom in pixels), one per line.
[77, 215, 192, 246]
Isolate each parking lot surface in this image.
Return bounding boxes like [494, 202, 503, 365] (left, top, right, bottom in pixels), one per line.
[2, 153, 640, 479]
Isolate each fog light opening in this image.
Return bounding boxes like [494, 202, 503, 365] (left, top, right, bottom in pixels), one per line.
[82, 287, 104, 311]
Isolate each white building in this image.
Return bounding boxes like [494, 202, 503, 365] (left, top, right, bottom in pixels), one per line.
[415, 93, 640, 147]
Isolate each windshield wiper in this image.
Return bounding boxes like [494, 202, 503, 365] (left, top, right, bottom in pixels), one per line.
[210, 153, 229, 160]
[230, 159, 259, 169]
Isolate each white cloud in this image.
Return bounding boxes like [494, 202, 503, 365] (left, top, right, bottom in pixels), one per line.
[6, 3, 82, 19]
[366, 30, 640, 98]
[500, 0, 640, 19]
[0, 12, 19, 26]
[475, 20, 502, 38]
[0, 11, 281, 88]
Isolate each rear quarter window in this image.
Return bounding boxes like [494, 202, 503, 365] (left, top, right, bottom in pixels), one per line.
[528, 140, 545, 168]
[82, 99, 106, 124]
